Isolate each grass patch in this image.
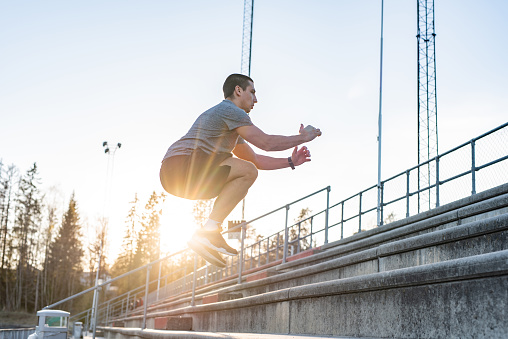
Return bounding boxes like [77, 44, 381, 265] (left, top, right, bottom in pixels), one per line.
[0, 311, 37, 327]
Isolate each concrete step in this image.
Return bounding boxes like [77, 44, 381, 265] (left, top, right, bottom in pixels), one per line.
[101, 327, 373, 338]
[146, 251, 508, 338]
[114, 208, 508, 320]
[104, 250, 508, 338]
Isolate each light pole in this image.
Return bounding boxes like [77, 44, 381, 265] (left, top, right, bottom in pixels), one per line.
[102, 142, 122, 212]
[377, 0, 385, 227]
[91, 141, 121, 339]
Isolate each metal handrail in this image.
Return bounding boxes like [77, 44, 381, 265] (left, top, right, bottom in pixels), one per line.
[46, 122, 507, 334]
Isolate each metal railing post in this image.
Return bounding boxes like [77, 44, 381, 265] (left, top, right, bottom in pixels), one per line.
[156, 261, 162, 302]
[92, 286, 99, 339]
[325, 186, 330, 244]
[297, 222, 301, 253]
[238, 222, 246, 284]
[191, 254, 197, 306]
[283, 204, 290, 263]
[205, 265, 209, 284]
[106, 301, 110, 326]
[358, 192, 363, 233]
[406, 170, 410, 217]
[86, 310, 90, 335]
[471, 139, 476, 195]
[276, 233, 280, 260]
[380, 182, 384, 225]
[250, 246, 253, 269]
[310, 216, 314, 249]
[142, 265, 151, 330]
[182, 266, 187, 293]
[257, 241, 261, 266]
[125, 291, 130, 315]
[340, 202, 344, 239]
[436, 155, 440, 207]
[266, 238, 270, 264]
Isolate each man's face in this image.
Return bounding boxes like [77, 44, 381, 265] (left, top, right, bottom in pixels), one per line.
[237, 81, 257, 113]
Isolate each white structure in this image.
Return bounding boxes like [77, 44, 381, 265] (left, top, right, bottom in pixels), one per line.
[28, 310, 70, 339]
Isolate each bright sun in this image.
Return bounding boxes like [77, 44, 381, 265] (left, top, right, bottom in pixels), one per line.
[159, 198, 197, 254]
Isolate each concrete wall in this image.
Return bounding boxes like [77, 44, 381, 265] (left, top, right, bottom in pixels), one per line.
[187, 251, 508, 338]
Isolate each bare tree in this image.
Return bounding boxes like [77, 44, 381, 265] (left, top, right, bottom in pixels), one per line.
[13, 163, 43, 311]
[0, 163, 19, 310]
[289, 208, 313, 254]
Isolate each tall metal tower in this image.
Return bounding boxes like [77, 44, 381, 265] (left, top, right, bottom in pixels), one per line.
[240, 0, 254, 220]
[241, 0, 254, 76]
[417, 0, 438, 211]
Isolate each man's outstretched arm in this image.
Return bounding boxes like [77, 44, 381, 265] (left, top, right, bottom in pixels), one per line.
[236, 124, 321, 152]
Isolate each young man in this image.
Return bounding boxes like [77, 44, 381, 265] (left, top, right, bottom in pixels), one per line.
[160, 74, 321, 267]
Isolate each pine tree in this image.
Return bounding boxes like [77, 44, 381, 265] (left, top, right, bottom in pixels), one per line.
[46, 193, 84, 310]
[40, 204, 58, 310]
[133, 192, 165, 287]
[111, 194, 139, 294]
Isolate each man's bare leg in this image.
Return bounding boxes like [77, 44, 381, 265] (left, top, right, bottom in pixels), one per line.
[209, 157, 258, 223]
[191, 157, 258, 257]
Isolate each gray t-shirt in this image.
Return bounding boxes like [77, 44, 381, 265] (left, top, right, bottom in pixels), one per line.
[163, 100, 253, 160]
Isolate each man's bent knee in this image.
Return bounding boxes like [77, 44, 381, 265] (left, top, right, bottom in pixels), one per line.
[244, 161, 258, 183]
[222, 158, 258, 183]
[234, 160, 258, 184]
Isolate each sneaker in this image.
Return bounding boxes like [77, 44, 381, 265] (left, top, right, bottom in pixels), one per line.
[187, 240, 226, 268]
[192, 228, 238, 256]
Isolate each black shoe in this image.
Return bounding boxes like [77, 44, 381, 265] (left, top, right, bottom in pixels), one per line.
[187, 239, 226, 268]
[192, 229, 238, 256]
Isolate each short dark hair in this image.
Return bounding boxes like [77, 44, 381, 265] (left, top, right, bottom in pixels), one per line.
[223, 73, 254, 99]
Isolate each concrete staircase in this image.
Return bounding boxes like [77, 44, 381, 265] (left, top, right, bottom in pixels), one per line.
[102, 183, 508, 339]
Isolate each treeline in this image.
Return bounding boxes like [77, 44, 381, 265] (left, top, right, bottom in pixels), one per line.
[0, 159, 172, 315]
[0, 161, 89, 313]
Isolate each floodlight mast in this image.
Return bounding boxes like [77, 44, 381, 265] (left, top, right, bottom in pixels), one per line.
[240, 0, 254, 221]
[241, 0, 254, 77]
[376, 0, 385, 227]
[417, 0, 439, 212]
[91, 141, 122, 339]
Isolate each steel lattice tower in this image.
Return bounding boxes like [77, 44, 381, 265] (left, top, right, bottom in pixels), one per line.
[240, 0, 254, 220]
[417, 0, 438, 211]
[241, 0, 254, 76]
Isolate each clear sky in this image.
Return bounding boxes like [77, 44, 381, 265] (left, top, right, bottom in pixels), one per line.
[1, 1, 507, 261]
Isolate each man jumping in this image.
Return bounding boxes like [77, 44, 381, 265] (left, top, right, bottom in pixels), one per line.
[160, 74, 321, 267]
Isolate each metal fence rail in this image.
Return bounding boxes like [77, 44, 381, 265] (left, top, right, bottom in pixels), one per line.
[48, 122, 508, 335]
[0, 328, 35, 339]
[141, 122, 508, 308]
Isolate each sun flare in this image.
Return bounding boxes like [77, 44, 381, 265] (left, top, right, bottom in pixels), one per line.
[159, 198, 197, 254]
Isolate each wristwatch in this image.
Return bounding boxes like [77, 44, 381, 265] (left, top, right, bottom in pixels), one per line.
[288, 157, 295, 170]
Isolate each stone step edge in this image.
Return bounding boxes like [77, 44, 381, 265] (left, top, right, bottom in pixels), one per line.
[122, 213, 508, 321]
[157, 250, 508, 316]
[99, 326, 373, 339]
